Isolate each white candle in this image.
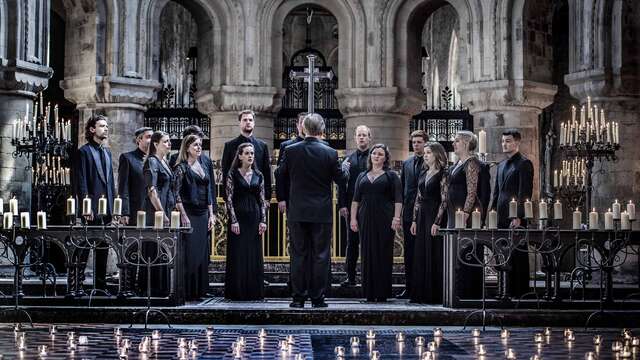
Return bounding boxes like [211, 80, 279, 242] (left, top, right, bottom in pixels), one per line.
[113, 196, 122, 216]
[621, 211, 631, 230]
[0, 198, 3, 214]
[573, 208, 582, 230]
[487, 209, 498, 229]
[154, 211, 164, 230]
[539, 200, 548, 220]
[3, 212, 13, 228]
[98, 195, 107, 216]
[553, 170, 558, 188]
[471, 209, 481, 229]
[604, 209, 614, 230]
[478, 130, 487, 154]
[627, 201, 636, 220]
[82, 196, 92, 216]
[137, 211, 146, 229]
[9, 197, 19, 216]
[524, 199, 533, 219]
[171, 210, 181, 229]
[509, 198, 518, 218]
[20, 212, 30, 228]
[455, 209, 465, 229]
[66, 197, 76, 216]
[589, 208, 599, 230]
[37, 211, 47, 229]
[554, 200, 563, 220]
[64, 168, 71, 185]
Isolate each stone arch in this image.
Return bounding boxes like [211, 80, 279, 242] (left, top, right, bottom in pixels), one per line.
[140, 0, 231, 90]
[259, 0, 366, 89]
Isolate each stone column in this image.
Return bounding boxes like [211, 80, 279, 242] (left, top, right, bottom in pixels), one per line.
[196, 85, 283, 160]
[459, 80, 557, 199]
[335, 87, 423, 163]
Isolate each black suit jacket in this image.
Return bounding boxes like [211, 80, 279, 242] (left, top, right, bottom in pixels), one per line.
[491, 152, 534, 228]
[279, 137, 346, 223]
[169, 152, 218, 211]
[221, 135, 271, 200]
[275, 136, 304, 202]
[401, 155, 423, 223]
[118, 148, 146, 217]
[75, 141, 116, 215]
[337, 149, 370, 209]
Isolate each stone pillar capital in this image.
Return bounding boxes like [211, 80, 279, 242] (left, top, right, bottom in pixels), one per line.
[60, 76, 161, 107]
[335, 87, 423, 116]
[195, 85, 284, 115]
[565, 68, 640, 108]
[0, 59, 52, 96]
[459, 80, 557, 115]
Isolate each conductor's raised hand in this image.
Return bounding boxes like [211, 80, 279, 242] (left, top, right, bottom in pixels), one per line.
[231, 222, 240, 235]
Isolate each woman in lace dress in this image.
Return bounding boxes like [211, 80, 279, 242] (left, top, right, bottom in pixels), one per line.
[224, 143, 268, 301]
[409, 142, 449, 304]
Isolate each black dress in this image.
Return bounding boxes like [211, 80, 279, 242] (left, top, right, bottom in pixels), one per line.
[353, 170, 403, 301]
[447, 157, 483, 299]
[141, 155, 175, 297]
[173, 160, 213, 300]
[224, 168, 267, 300]
[411, 169, 448, 304]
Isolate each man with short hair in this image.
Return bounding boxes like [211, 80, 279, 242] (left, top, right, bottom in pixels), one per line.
[279, 113, 346, 308]
[338, 125, 372, 286]
[491, 129, 534, 300]
[398, 130, 427, 298]
[221, 110, 272, 200]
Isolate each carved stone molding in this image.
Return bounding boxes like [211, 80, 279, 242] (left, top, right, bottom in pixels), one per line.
[195, 85, 284, 115]
[459, 79, 557, 115]
[565, 68, 640, 108]
[0, 59, 52, 96]
[60, 76, 161, 107]
[335, 86, 423, 116]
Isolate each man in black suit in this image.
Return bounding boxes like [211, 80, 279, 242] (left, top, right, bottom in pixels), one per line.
[72, 114, 116, 297]
[276, 112, 307, 212]
[337, 125, 372, 286]
[491, 129, 534, 300]
[398, 130, 427, 298]
[279, 113, 346, 308]
[221, 110, 272, 200]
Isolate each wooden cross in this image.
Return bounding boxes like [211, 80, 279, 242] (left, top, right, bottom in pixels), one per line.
[289, 54, 333, 114]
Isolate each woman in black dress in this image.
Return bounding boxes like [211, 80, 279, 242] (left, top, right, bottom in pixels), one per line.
[448, 130, 483, 298]
[141, 131, 175, 296]
[224, 143, 268, 300]
[409, 142, 449, 304]
[173, 134, 216, 301]
[350, 144, 403, 302]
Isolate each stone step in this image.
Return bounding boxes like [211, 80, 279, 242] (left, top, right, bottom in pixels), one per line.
[207, 271, 409, 285]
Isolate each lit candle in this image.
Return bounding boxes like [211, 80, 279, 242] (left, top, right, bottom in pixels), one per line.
[0, 198, 3, 214]
[471, 208, 481, 229]
[592, 335, 602, 345]
[433, 328, 443, 337]
[611, 199, 621, 219]
[427, 341, 436, 352]
[573, 208, 582, 230]
[554, 200, 563, 220]
[524, 199, 533, 219]
[500, 329, 510, 339]
[477, 344, 486, 355]
[20, 212, 30, 228]
[98, 195, 108, 216]
[366, 329, 375, 340]
[553, 169, 558, 188]
[334, 346, 345, 356]
[66, 197, 76, 216]
[487, 209, 498, 229]
[534, 333, 544, 343]
[585, 352, 596, 360]
[37, 211, 47, 229]
[396, 332, 405, 342]
[471, 329, 481, 337]
[65, 168, 71, 185]
[544, 327, 552, 336]
[509, 198, 517, 219]
[604, 209, 614, 230]
[505, 348, 516, 359]
[154, 211, 164, 230]
[478, 130, 487, 154]
[171, 210, 181, 229]
[350, 337, 359, 347]
[9, 196, 19, 216]
[539, 200, 548, 220]
[612, 341, 623, 352]
[627, 200, 636, 220]
[82, 196, 92, 216]
[588, 208, 599, 230]
[3, 212, 13, 229]
[621, 211, 630, 230]
[415, 336, 425, 346]
[137, 211, 146, 229]
[38, 345, 47, 356]
[455, 209, 465, 229]
[113, 196, 122, 216]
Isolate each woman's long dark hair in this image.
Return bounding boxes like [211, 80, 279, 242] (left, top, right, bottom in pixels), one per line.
[230, 142, 256, 170]
[424, 142, 448, 171]
[367, 143, 391, 171]
[149, 131, 169, 157]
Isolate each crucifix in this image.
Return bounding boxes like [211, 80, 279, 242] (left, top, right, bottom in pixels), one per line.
[289, 54, 333, 114]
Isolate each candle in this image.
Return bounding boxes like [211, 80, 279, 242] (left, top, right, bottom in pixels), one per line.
[137, 211, 146, 228]
[539, 200, 548, 220]
[589, 208, 599, 230]
[171, 210, 181, 229]
[20, 212, 30, 228]
[612, 199, 621, 219]
[66, 197, 76, 216]
[154, 211, 164, 230]
[455, 209, 465, 229]
[592, 335, 602, 345]
[627, 200, 636, 220]
[350, 337, 359, 347]
[604, 209, 614, 230]
[113, 196, 122, 216]
[334, 346, 345, 356]
[509, 198, 518, 218]
[621, 211, 630, 230]
[478, 130, 487, 154]
[487, 209, 498, 229]
[415, 336, 425, 346]
[0, 198, 3, 214]
[98, 195, 108, 216]
[65, 168, 71, 185]
[612, 341, 623, 352]
[3, 212, 13, 228]
[82, 196, 92, 216]
[554, 200, 563, 220]
[37, 211, 47, 229]
[524, 199, 533, 219]
[9, 196, 18, 216]
[471, 329, 481, 337]
[433, 328, 443, 337]
[500, 329, 510, 339]
[471, 208, 481, 229]
[505, 348, 516, 359]
[366, 329, 375, 340]
[544, 327, 552, 336]
[427, 341, 436, 352]
[573, 208, 582, 230]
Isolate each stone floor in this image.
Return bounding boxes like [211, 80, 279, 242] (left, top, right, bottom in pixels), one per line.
[1, 324, 638, 359]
